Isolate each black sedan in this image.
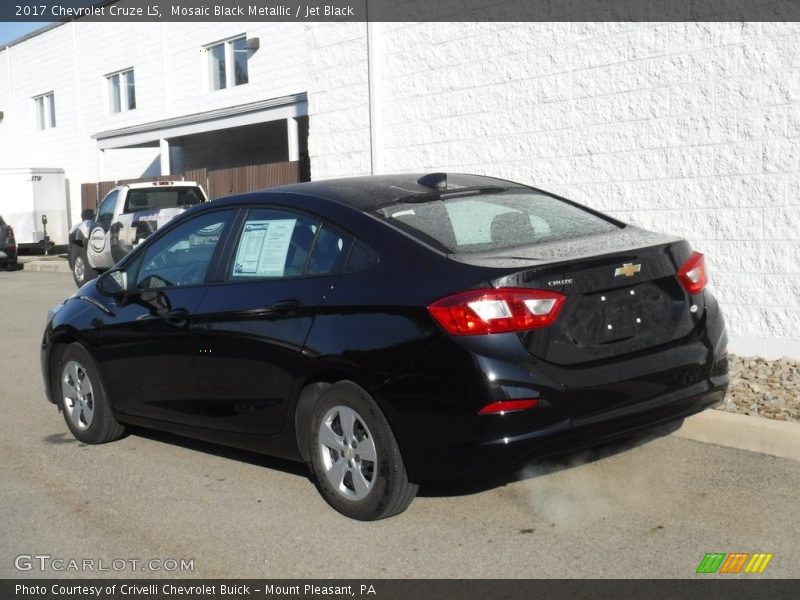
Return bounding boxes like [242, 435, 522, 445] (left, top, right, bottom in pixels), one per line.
[41, 173, 729, 520]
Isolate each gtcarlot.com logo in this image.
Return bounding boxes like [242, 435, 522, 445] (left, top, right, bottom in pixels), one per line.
[696, 552, 773, 574]
[14, 554, 195, 573]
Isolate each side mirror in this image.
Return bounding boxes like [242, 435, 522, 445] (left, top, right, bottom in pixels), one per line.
[81, 208, 95, 221]
[97, 268, 126, 298]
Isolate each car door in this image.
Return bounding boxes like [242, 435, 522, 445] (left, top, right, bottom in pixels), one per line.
[192, 208, 353, 436]
[86, 189, 121, 270]
[96, 208, 236, 426]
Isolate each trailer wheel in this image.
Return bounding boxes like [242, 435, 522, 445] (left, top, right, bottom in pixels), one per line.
[68, 244, 98, 287]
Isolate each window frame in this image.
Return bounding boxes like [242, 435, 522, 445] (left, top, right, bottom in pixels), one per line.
[204, 35, 249, 91]
[106, 68, 136, 114]
[33, 92, 56, 130]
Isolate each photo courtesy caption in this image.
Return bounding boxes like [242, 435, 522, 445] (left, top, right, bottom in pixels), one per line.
[16, 584, 378, 596]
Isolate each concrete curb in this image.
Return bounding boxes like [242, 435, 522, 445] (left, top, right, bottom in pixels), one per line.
[17, 256, 71, 274]
[672, 409, 800, 462]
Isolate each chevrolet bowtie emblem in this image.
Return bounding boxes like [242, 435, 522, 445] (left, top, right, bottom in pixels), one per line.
[614, 263, 641, 277]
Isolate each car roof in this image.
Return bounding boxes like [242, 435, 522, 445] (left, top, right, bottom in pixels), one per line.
[261, 173, 526, 211]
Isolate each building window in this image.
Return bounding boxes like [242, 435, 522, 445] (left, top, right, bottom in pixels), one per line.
[107, 69, 136, 113]
[34, 92, 56, 130]
[206, 36, 248, 91]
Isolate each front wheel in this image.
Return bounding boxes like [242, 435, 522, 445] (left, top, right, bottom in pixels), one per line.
[55, 343, 125, 444]
[309, 382, 418, 520]
[68, 244, 98, 287]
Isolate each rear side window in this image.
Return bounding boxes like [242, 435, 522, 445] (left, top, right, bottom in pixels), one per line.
[124, 187, 204, 213]
[345, 241, 378, 273]
[307, 224, 353, 276]
[374, 191, 620, 253]
[230, 209, 319, 279]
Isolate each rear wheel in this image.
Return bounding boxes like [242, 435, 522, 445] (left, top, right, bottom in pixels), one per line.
[55, 343, 125, 444]
[68, 244, 98, 287]
[309, 382, 418, 520]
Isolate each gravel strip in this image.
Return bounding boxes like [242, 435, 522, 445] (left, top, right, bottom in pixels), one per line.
[717, 354, 800, 423]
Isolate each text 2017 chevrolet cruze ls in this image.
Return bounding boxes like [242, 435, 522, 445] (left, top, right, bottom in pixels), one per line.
[42, 173, 729, 520]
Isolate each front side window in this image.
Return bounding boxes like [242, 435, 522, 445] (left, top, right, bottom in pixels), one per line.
[374, 191, 621, 253]
[107, 69, 136, 113]
[34, 92, 55, 130]
[96, 190, 119, 224]
[135, 210, 231, 290]
[206, 36, 248, 91]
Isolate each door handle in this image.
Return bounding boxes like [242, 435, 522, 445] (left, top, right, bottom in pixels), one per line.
[270, 300, 302, 315]
[165, 308, 190, 327]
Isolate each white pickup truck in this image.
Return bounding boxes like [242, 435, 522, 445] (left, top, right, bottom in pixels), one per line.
[68, 181, 207, 286]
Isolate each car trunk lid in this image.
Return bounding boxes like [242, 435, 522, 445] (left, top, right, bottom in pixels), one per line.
[449, 227, 703, 366]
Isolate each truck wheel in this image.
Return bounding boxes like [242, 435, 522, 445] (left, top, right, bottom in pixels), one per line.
[68, 244, 98, 287]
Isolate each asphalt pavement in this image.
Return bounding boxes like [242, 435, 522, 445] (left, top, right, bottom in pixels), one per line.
[1, 270, 798, 578]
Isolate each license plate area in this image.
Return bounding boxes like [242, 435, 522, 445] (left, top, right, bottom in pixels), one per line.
[597, 288, 643, 342]
[567, 285, 658, 346]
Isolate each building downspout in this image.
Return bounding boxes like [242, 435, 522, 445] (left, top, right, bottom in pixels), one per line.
[4, 45, 12, 122]
[366, 18, 381, 175]
[70, 22, 84, 227]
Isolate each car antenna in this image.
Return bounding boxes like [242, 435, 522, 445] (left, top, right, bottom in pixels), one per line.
[417, 173, 447, 190]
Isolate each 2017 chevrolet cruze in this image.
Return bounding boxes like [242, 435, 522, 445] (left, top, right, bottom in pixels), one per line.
[41, 173, 729, 520]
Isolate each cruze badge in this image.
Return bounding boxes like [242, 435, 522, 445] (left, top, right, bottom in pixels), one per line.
[614, 263, 641, 277]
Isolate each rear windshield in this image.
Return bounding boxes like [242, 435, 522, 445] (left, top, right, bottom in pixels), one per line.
[124, 187, 204, 213]
[373, 190, 620, 253]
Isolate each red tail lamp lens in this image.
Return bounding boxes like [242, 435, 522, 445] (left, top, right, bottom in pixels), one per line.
[677, 252, 708, 295]
[428, 288, 565, 335]
[479, 399, 540, 415]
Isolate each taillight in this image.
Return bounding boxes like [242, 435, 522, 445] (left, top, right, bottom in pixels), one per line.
[428, 288, 565, 335]
[7, 226, 13, 239]
[677, 251, 708, 295]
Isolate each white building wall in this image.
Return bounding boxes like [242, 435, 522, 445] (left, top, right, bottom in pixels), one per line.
[306, 24, 371, 179]
[306, 22, 800, 358]
[0, 21, 309, 227]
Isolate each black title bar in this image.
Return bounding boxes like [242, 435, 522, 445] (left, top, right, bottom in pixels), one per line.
[3, 0, 800, 23]
[3, 579, 800, 600]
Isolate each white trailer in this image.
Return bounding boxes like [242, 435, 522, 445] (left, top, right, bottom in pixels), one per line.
[0, 168, 69, 250]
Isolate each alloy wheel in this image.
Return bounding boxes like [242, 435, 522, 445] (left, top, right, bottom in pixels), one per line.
[62, 360, 94, 431]
[318, 405, 377, 501]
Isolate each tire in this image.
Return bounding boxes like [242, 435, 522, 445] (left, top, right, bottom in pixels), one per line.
[309, 381, 418, 520]
[54, 343, 125, 444]
[68, 244, 98, 287]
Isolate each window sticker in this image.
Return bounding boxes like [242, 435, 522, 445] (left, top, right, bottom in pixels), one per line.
[233, 219, 296, 277]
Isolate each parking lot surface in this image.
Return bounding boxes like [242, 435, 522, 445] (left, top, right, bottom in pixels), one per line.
[1, 270, 798, 578]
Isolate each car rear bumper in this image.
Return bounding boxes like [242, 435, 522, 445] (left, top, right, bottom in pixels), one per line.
[384, 294, 729, 482]
[410, 379, 727, 480]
